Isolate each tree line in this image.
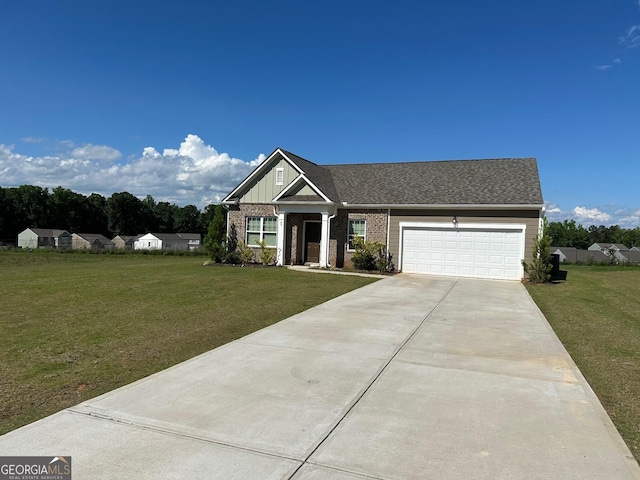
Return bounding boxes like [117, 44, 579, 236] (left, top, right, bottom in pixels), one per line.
[0, 185, 224, 244]
[546, 219, 640, 249]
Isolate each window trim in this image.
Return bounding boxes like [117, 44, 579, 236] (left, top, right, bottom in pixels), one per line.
[246, 216, 277, 248]
[275, 168, 284, 186]
[347, 219, 366, 251]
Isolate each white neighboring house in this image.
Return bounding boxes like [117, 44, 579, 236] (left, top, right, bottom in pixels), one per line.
[134, 233, 201, 251]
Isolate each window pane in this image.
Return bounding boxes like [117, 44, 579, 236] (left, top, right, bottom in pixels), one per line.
[263, 217, 277, 232]
[247, 217, 261, 231]
[263, 232, 277, 247]
[247, 232, 261, 246]
[349, 220, 366, 236]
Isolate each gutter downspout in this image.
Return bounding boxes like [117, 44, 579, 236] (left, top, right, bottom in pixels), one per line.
[325, 213, 336, 267]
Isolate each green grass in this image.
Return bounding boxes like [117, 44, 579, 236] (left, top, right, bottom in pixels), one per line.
[0, 251, 376, 434]
[525, 265, 640, 461]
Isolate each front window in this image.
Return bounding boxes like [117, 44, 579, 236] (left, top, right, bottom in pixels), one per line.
[246, 216, 277, 247]
[348, 219, 366, 250]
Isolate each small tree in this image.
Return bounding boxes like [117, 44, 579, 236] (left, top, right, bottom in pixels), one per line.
[203, 206, 226, 262]
[238, 242, 255, 265]
[257, 239, 276, 265]
[605, 246, 619, 265]
[224, 223, 240, 264]
[522, 218, 552, 283]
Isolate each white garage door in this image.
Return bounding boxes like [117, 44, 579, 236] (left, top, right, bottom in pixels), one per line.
[401, 227, 523, 280]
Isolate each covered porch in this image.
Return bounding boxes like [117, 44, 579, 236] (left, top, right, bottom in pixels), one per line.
[275, 204, 337, 268]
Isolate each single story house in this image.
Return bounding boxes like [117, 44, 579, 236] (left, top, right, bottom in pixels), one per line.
[71, 233, 115, 251]
[585, 242, 640, 264]
[17, 228, 72, 250]
[222, 148, 544, 280]
[177, 233, 202, 251]
[112, 235, 140, 249]
[588, 243, 629, 253]
[134, 233, 201, 251]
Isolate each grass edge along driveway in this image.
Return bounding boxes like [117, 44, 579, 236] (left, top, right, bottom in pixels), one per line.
[526, 265, 640, 462]
[0, 252, 377, 435]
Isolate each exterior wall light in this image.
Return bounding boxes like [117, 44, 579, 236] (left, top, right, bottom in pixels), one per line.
[452, 216, 459, 228]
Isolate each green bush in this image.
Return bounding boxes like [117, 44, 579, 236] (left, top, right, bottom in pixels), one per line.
[351, 236, 394, 273]
[522, 218, 552, 283]
[238, 242, 255, 265]
[257, 239, 276, 265]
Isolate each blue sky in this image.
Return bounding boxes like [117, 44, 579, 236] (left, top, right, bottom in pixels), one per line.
[1, 1, 639, 226]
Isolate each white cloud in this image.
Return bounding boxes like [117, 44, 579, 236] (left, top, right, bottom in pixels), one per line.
[71, 144, 122, 162]
[20, 136, 45, 144]
[0, 135, 266, 208]
[619, 25, 640, 48]
[573, 206, 611, 222]
[594, 64, 613, 71]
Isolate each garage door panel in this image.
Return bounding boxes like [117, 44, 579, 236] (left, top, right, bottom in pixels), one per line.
[402, 227, 523, 280]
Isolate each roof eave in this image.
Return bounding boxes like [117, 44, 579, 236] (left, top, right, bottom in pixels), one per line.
[270, 201, 338, 206]
[338, 203, 545, 210]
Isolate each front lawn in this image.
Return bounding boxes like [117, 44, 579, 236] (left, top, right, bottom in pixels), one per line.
[525, 265, 640, 461]
[0, 251, 376, 435]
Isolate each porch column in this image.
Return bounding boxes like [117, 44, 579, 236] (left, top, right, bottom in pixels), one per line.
[319, 212, 329, 267]
[276, 211, 286, 266]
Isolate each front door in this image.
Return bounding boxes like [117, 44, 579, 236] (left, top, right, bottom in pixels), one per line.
[304, 222, 322, 263]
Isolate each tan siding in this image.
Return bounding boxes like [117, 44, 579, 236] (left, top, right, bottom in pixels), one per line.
[239, 159, 299, 203]
[388, 209, 541, 274]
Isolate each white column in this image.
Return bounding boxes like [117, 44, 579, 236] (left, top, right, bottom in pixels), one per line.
[319, 212, 329, 267]
[276, 212, 286, 266]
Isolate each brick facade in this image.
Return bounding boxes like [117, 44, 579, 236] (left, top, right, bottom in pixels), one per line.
[227, 204, 390, 268]
[331, 209, 388, 268]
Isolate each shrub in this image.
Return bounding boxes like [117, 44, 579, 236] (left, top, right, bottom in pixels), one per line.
[522, 218, 552, 283]
[351, 236, 394, 273]
[257, 239, 276, 265]
[238, 242, 255, 265]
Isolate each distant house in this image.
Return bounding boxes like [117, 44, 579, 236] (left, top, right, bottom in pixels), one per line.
[18, 228, 72, 250]
[177, 233, 202, 251]
[588, 243, 629, 253]
[72, 233, 115, 251]
[615, 250, 640, 265]
[551, 246, 609, 264]
[112, 235, 139, 249]
[134, 233, 201, 251]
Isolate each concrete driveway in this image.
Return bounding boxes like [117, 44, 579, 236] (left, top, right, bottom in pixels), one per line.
[2, 274, 639, 479]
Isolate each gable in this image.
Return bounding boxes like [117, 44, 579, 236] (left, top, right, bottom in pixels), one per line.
[238, 157, 299, 203]
[223, 149, 543, 207]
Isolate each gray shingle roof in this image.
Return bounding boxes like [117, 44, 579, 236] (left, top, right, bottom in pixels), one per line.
[149, 233, 200, 241]
[227, 148, 544, 206]
[27, 228, 70, 237]
[281, 150, 341, 202]
[618, 250, 640, 264]
[324, 158, 542, 205]
[74, 233, 115, 245]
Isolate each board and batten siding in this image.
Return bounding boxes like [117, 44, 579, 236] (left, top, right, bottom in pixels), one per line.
[239, 159, 299, 204]
[388, 209, 541, 274]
